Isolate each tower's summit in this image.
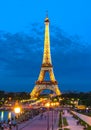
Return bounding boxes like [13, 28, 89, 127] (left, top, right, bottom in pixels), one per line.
[44, 17, 49, 23]
[44, 12, 49, 23]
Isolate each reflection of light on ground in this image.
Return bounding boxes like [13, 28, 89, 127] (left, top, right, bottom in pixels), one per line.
[8, 112, 11, 119]
[1, 111, 4, 121]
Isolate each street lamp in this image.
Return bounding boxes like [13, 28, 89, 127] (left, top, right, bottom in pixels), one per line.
[14, 106, 21, 130]
[51, 102, 59, 130]
[51, 102, 55, 130]
[45, 102, 50, 130]
[14, 107, 21, 114]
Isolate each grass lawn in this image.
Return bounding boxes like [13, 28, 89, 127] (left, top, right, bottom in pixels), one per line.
[63, 117, 68, 126]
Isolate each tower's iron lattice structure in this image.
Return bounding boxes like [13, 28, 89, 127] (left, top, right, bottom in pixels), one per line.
[31, 16, 61, 98]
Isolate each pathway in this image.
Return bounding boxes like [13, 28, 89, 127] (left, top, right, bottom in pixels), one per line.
[12, 110, 59, 130]
[63, 110, 84, 130]
[72, 111, 91, 126]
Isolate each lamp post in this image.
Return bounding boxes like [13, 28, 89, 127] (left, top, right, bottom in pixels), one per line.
[14, 106, 21, 130]
[52, 102, 59, 130]
[51, 102, 54, 130]
[51, 102, 59, 130]
[45, 102, 50, 130]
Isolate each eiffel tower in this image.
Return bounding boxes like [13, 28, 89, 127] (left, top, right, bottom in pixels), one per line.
[31, 15, 61, 98]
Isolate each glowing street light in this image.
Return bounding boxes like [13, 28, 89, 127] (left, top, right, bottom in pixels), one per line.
[45, 102, 50, 108]
[14, 107, 21, 114]
[55, 102, 59, 106]
[14, 103, 21, 130]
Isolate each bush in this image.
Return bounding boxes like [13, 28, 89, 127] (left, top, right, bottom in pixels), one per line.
[58, 111, 62, 127]
[87, 126, 91, 130]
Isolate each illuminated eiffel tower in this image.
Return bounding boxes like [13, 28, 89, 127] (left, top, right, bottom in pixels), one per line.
[31, 15, 61, 98]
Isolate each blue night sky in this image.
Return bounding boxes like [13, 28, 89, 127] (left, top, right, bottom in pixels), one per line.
[0, 0, 91, 92]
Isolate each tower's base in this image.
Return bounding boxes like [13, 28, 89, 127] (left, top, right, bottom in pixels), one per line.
[30, 84, 61, 98]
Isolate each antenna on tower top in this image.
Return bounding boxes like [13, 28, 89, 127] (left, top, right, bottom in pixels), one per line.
[46, 10, 48, 17]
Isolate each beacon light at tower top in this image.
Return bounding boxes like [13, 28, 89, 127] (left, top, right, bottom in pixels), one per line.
[45, 17, 49, 23]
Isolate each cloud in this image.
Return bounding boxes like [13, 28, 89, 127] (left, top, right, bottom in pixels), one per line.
[0, 23, 91, 92]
